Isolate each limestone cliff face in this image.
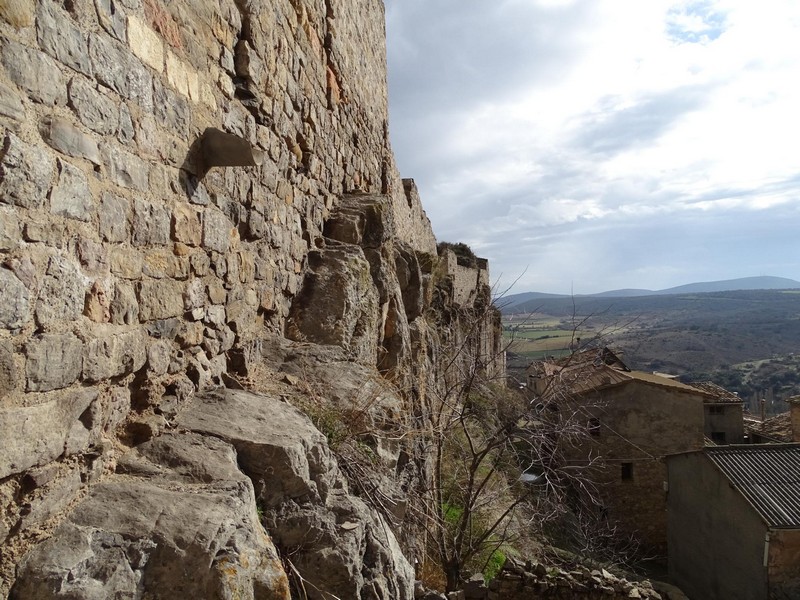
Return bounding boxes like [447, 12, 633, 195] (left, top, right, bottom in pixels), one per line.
[0, 1, 503, 597]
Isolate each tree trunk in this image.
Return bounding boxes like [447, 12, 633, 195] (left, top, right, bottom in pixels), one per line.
[444, 559, 462, 594]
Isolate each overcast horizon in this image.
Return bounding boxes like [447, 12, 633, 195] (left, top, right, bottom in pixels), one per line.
[385, 0, 800, 296]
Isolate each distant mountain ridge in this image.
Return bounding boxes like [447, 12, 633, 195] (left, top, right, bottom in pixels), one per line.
[499, 276, 800, 310]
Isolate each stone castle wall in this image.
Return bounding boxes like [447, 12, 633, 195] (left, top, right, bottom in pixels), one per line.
[0, 0, 407, 446]
[0, 0, 435, 580]
[0, 1, 500, 595]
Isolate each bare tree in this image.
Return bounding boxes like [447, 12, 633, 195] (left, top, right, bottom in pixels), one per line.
[414, 286, 616, 592]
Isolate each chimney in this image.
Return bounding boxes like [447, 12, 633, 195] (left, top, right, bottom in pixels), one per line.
[788, 396, 800, 443]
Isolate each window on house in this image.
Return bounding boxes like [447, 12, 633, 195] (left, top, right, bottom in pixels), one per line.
[621, 462, 633, 481]
[708, 406, 724, 415]
[588, 417, 601, 436]
[711, 431, 727, 444]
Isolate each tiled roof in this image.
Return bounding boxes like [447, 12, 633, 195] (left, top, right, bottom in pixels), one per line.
[745, 413, 792, 443]
[529, 347, 712, 397]
[688, 381, 743, 404]
[707, 445, 800, 527]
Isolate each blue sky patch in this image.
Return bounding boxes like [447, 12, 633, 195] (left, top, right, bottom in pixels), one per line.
[667, 1, 726, 43]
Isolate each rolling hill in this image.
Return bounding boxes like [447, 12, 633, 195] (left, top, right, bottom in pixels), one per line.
[500, 276, 800, 312]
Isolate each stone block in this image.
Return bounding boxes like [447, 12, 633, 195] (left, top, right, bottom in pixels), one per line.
[127, 13, 164, 72]
[105, 386, 131, 432]
[83, 328, 147, 382]
[0, 208, 20, 251]
[177, 321, 203, 346]
[0, 339, 18, 399]
[99, 192, 131, 242]
[184, 278, 206, 311]
[0, 0, 34, 27]
[50, 159, 94, 222]
[89, 32, 153, 111]
[78, 238, 110, 274]
[1, 40, 67, 107]
[110, 246, 143, 279]
[152, 79, 190, 131]
[68, 76, 119, 135]
[190, 251, 210, 276]
[40, 117, 102, 166]
[132, 199, 170, 246]
[202, 208, 233, 253]
[137, 279, 185, 321]
[0, 82, 25, 122]
[110, 281, 139, 324]
[207, 282, 226, 305]
[165, 50, 200, 101]
[147, 317, 180, 339]
[23, 216, 67, 246]
[35, 255, 84, 327]
[172, 203, 202, 246]
[143, 250, 189, 279]
[118, 103, 135, 144]
[95, 0, 127, 41]
[36, 0, 92, 76]
[146, 340, 171, 375]
[0, 390, 96, 478]
[84, 280, 111, 322]
[5, 255, 36, 290]
[25, 332, 84, 392]
[18, 466, 83, 532]
[103, 144, 150, 190]
[0, 132, 56, 209]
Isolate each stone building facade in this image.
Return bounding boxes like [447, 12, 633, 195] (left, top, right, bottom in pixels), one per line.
[528, 350, 708, 554]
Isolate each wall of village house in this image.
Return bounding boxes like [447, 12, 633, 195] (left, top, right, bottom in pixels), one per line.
[0, 0, 443, 551]
[768, 529, 800, 599]
[789, 400, 800, 443]
[667, 451, 768, 600]
[574, 382, 705, 554]
[704, 403, 745, 443]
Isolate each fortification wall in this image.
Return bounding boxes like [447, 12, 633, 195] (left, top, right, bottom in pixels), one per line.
[0, 0, 440, 572]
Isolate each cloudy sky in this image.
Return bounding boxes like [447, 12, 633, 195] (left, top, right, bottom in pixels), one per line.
[384, 0, 800, 294]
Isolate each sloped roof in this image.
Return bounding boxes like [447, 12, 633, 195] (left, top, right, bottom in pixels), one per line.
[688, 381, 744, 404]
[546, 363, 713, 397]
[528, 347, 711, 398]
[745, 413, 792, 443]
[707, 444, 800, 528]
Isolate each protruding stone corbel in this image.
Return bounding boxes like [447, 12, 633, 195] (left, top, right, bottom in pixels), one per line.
[201, 127, 264, 168]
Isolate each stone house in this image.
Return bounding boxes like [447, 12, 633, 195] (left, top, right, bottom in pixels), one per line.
[666, 444, 800, 600]
[745, 396, 800, 444]
[526, 348, 709, 554]
[687, 381, 745, 444]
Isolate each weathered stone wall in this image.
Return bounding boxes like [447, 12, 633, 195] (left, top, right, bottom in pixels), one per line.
[704, 403, 745, 443]
[442, 248, 490, 307]
[0, 1, 504, 595]
[768, 529, 800, 599]
[571, 381, 705, 554]
[485, 559, 663, 600]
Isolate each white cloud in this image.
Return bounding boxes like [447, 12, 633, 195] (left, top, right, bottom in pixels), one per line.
[386, 0, 800, 293]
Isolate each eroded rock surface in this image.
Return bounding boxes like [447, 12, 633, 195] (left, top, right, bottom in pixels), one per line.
[11, 432, 290, 600]
[177, 387, 416, 600]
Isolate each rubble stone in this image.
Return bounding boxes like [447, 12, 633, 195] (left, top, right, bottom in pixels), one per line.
[25, 333, 84, 392]
[50, 159, 94, 222]
[2, 40, 67, 106]
[0, 390, 96, 478]
[0, 133, 56, 209]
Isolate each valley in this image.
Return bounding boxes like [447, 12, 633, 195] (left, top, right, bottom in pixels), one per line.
[503, 289, 800, 416]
